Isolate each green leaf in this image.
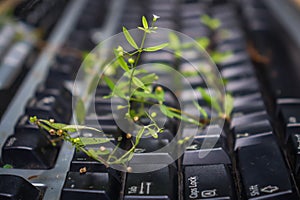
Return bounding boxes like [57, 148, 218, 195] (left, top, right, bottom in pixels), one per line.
[88, 73, 100, 95]
[113, 49, 130, 71]
[224, 94, 234, 118]
[169, 32, 180, 49]
[118, 56, 130, 71]
[197, 87, 222, 113]
[132, 91, 164, 102]
[140, 73, 158, 85]
[144, 43, 169, 52]
[39, 119, 67, 129]
[103, 76, 115, 91]
[200, 15, 221, 30]
[79, 137, 110, 145]
[142, 16, 148, 29]
[88, 148, 110, 157]
[170, 111, 201, 126]
[138, 27, 145, 31]
[193, 101, 208, 120]
[159, 104, 174, 118]
[122, 27, 138, 49]
[62, 125, 103, 133]
[132, 77, 145, 89]
[3, 164, 13, 169]
[196, 37, 210, 50]
[211, 51, 232, 64]
[124, 68, 148, 78]
[76, 98, 86, 125]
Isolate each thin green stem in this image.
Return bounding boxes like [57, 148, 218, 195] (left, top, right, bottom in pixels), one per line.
[107, 141, 121, 163]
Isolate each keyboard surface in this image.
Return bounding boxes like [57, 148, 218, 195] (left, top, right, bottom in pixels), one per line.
[1, 0, 300, 199]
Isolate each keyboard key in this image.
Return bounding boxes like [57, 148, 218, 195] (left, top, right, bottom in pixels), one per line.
[0, 41, 33, 90]
[124, 165, 177, 199]
[232, 99, 265, 117]
[182, 135, 231, 165]
[25, 95, 71, 123]
[184, 164, 235, 199]
[218, 52, 250, 69]
[233, 119, 272, 138]
[237, 137, 296, 199]
[0, 174, 41, 200]
[61, 171, 120, 200]
[2, 129, 59, 169]
[221, 64, 255, 81]
[277, 100, 300, 140]
[70, 150, 107, 173]
[231, 111, 269, 129]
[226, 77, 260, 96]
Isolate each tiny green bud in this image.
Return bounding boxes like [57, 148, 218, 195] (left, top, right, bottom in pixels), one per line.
[117, 45, 123, 52]
[29, 116, 37, 123]
[151, 112, 157, 118]
[128, 58, 134, 64]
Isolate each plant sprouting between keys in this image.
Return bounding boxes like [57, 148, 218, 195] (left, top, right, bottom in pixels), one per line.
[30, 15, 234, 171]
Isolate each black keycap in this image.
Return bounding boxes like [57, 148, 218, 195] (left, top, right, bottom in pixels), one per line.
[184, 164, 235, 199]
[182, 135, 231, 165]
[124, 165, 177, 199]
[233, 119, 272, 138]
[216, 40, 247, 53]
[135, 136, 170, 153]
[2, 129, 59, 169]
[84, 114, 121, 135]
[65, 30, 94, 51]
[277, 100, 300, 140]
[234, 130, 274, 150]
[25, 95, 71, 123]
[61, 171, 120, 200]
[0, 175, 41, 200]
[35, 83, 72, 110]
[233, 92, 263, 106]
[46, 56, 81, 85]
[287, 133, 300, 184]
[232, 99, 266, 117]
[237, 137, 297, 199]
[218, 52, 250, 69]
[221, 64, 255, 81]
[70, 150, 107, 173]
[126, 129, 175, 164]
[226, 77, 260, 96]
[231, 110, 269, 129]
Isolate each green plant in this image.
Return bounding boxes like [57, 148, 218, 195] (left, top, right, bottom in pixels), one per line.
[30, 15, 234, 171]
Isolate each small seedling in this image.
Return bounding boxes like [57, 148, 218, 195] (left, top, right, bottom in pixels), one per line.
[31, 15, 234, 170]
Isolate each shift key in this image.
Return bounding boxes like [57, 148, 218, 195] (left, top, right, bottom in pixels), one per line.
[237, 138, 297, 199]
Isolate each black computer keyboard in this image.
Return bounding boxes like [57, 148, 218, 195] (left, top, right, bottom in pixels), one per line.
[1, 0, 300, 199]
